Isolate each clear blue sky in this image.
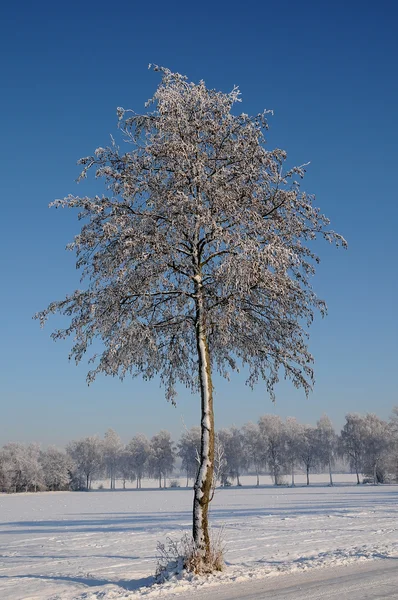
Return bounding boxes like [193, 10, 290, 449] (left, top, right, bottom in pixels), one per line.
[1, 0, 397, 446]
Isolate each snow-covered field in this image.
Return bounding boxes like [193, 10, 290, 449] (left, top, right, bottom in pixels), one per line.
[1, 476, 398, 600]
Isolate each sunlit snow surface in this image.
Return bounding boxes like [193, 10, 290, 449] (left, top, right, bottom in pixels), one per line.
[1, 475, 398, 600]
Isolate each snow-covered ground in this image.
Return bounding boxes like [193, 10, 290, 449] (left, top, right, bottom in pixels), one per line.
[1, 476, 397, 600]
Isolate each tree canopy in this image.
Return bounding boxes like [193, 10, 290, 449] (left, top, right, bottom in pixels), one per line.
[36, 66, 346, 403]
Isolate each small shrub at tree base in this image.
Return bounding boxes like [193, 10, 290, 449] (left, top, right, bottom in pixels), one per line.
[156, 530, 225, 579]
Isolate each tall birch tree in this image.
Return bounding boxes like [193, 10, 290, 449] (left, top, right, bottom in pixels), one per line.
[242, 422, 264, 486]
[149, 430, 175, 488]
[103, 428, 123, 490]
[361, 414, 391, 484]
[126, 434, 150, 489]
[297, 424, 319, 486]
[258, 415, 286, 485]
[36, 66, 345, 568]
[178, 426, 201, 486]
[66, 436, 103, 490]
[218, 426, 246, 485]
[284, 416, 302, 486]
[340, 413, 365, 484]
[316, 415, 338, 486]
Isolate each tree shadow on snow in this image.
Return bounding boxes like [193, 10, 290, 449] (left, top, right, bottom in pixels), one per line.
[2, 488, 398, 538]
[0, 510, 192, 535]
[0, 573, 156, 592]
[0, 554, 142, 561]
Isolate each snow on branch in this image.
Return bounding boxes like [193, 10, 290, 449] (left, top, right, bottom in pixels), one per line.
[35, 67, 346, 403]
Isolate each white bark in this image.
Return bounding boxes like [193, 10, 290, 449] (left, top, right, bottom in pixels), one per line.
[193, 274, 214, 556]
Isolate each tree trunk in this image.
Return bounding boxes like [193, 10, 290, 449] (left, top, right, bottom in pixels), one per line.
[356, 464, 360, 484]
[164, 474, 166, 489]
[291, 464, 295, 487]
[86, 474, 90, 490]
[306, 465, 310, 486]
[193, 276, 215, 563]
[256, 470, 259, 487]
[373, 462, 377, 485]
[329, 460, 333, 486]
[159, 474, 162, 488]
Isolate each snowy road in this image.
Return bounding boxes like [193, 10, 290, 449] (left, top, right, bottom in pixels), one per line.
[190, 559, 398, 599]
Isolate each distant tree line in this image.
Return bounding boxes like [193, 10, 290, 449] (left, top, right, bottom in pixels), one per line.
[0, 429, 175, 493]
[1, 409, 398, 493]
[217, 411, 398, 488]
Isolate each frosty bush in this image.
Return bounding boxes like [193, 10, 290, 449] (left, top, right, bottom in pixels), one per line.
[156, 530, 224, 580]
